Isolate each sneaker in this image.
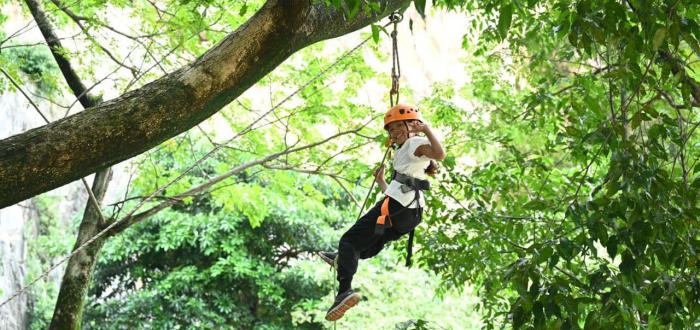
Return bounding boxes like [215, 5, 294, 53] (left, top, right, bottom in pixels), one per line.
[325, 289, 361, 321]
[317, 251, 338, 269]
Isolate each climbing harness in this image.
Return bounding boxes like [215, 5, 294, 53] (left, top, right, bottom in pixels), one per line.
[373, 172, 429, 236]
[374, 102, 429, 266]
[0, 14, 401, 310]
[394, 171, 431, 194]
[372, 170, 430, 267]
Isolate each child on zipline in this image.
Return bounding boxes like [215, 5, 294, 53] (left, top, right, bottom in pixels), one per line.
[318, 103, 446, 321]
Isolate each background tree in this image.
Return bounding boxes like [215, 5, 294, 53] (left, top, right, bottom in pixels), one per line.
[414, 0, 700, 328]
[2, 0, 700, 328]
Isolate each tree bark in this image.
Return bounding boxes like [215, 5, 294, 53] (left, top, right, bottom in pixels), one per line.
[0, 0, 410, 208]
[48, 169, 111, 330]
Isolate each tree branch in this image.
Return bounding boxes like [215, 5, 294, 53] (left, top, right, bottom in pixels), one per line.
[24, 0, 99, 109]
[106, 124, 370, 235]
[0, 0, 411, 208]
[262, 163, 362, 208]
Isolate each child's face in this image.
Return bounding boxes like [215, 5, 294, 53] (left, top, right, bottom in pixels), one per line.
[386, 120, 417, 145]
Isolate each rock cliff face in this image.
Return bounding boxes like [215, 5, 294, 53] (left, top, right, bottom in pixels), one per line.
[0, 89, 44, 330]
[0, 89, 85, 330]
[0, 205, 29, 330]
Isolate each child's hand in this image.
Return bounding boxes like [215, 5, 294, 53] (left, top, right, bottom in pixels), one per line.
[408, 121, 430, 134]
[373, 164, 385, 183]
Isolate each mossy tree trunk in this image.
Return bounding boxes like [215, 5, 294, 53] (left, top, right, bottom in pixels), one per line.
[23, 0, 114, 328]
[48, 170, 111, 330]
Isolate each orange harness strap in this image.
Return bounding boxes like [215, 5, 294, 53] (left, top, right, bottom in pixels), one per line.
[374, 197, 391, 235]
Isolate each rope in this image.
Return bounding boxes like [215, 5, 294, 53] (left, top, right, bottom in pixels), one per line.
[324, 11, 403, 324]
[0, 15, 398, 310]
[388, 12, 402, 107]
[354, 11, 403, 219]
[355, 147, 392, 221]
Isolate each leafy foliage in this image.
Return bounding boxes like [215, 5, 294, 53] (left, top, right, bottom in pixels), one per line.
[83, 133, 479, 329]
[85, 172, 342, 328]
[4, 0, 700, 328]
[407, 0, 700, 329]
[0, 46, 61, 95]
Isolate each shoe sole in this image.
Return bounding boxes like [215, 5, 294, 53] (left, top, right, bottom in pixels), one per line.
[325, 293, 361, 321]
[317, 252, 336, 268]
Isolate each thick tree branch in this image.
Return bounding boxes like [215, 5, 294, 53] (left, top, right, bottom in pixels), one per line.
[49, 170, 111, 330]
[0, 0, 410, 208]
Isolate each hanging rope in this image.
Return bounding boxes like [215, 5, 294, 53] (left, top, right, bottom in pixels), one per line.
[356, 11, 403, 219]
[355, 146, 392, 220]
[322, 12, 404, 326]
[388, 12, 402, 107]
[0, 14, 401, 310]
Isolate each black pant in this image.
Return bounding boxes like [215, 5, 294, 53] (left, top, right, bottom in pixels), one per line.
[336, 197, 422, 291]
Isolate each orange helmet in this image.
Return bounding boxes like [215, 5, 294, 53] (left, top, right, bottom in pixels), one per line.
[383, 103, 423, 129]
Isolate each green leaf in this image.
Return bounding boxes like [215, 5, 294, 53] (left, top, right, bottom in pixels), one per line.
[415, 0, 427, 19]
[681, 32, 700, 56]
[533, 300, 545, 327]
[557, 237, 574, 259]
[538, 246, 554, 263]
[442, 155, 457, 170]
[691, 176, 700, 189]
[653, 28, 667, 51]
[620, 251, 635, 277]
[371, 24, 380, 44]
[545, 301, 561, 318]
[524, 199, 546, 210]
[368, 2, 380, 13]
[606, 235, 618, 259]
[498, 3, 514, 39]
[512, 303, 528, 329]
[584, 310, 601, 329]
[346, 0, 360, 18]
[584, 95, 602, 116]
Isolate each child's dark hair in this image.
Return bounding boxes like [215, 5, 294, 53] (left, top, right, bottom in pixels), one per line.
[425, 160, 439, 176]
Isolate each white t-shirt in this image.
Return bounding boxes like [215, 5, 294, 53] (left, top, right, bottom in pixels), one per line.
[385, 136, 432, 208]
